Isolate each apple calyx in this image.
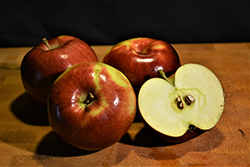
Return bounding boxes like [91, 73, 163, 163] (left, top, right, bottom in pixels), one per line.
[42, 38, 52, 50]
[188, 125, 196, 132]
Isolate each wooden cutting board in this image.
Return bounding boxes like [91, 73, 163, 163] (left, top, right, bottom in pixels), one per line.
[0, 43, 249, 166]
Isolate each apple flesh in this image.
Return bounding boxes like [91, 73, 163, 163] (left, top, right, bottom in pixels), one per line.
[138, 63, 225, 143]
[102, 37, 180, 93]
[48, 62, 137, 150]
[21, 35, 98, 107]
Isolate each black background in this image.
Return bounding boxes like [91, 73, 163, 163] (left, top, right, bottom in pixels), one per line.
[1, 0, 250, 47]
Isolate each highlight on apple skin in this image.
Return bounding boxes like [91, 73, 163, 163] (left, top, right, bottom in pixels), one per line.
[47, 62, 137, 151]
[102, 37, 181, 94]
[21, 35, 98, 108]
[138, 63, 225, 143]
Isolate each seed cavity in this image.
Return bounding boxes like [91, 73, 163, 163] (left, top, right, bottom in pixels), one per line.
[176, 94, 196, 109]
[176, 96, 184, 109]
[178, 102, 184, 109]
[176, 96, 182, 103]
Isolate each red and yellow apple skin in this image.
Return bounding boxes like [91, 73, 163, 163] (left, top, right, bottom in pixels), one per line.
[47, 62, 137, 151]
[21, 35, 98, 108]
[102, 37, 180, 93]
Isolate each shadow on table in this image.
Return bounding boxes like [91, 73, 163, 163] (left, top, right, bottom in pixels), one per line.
[11, 92, 49, 126]
[120, 126, 225, 161]
[120, 126, 175, 147]
[34, 131, 132, 166]
[35, 131, 96, 157]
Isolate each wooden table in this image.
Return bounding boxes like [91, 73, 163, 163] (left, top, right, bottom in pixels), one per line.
[0, 43, 249, 166]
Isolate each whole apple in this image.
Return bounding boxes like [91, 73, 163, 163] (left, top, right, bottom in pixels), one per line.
[21, 35, 98, 108]
[102, 37, 180, 93]
[47, 62, 137, 151]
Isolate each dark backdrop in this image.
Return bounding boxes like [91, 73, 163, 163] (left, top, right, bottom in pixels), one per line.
[1, 0, 250, 47]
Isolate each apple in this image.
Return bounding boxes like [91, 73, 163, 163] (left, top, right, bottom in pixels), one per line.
[20, 35, 98, 107]
[102, 37, 180, 93]
[47, 62, 137, 150]
[138, 63, 225, 143]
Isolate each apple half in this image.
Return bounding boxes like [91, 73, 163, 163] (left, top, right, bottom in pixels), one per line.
[138, 63, 225, 143]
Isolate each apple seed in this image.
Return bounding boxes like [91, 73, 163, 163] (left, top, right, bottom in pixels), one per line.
[178, 102, 184, 109]
[176, 96, 182, 103]
[185, 94, 195, 105]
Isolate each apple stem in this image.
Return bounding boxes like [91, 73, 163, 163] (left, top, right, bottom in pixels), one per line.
[83, 93, 95, 105]
[42, 38, 51, 50]
[158, 70, 175, 86]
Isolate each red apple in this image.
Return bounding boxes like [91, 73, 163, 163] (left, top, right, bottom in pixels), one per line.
[102, 37, 180, 93]
[21, 35, 98, 108]
[47, 62, 137, 151]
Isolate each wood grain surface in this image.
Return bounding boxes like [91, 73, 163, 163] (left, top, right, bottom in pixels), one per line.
[0, 43, 249, 166]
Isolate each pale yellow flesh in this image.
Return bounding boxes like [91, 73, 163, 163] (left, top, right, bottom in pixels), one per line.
[138, 64, 225, 137]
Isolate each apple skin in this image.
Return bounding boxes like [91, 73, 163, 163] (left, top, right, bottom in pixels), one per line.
[142, 118, 205, 143]
[21, 35, 98, 108]
[47, 62, 137, 151]
[102, 37, 180, 93]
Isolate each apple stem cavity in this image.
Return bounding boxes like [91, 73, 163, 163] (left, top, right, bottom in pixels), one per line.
[158, 70, 197, 110]
[83, 93, 95, 105]
[42, 38, 52, 50]
[158, 70, 175, 86]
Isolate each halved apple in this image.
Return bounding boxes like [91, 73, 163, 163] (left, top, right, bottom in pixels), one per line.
[138, 63, 225, 143]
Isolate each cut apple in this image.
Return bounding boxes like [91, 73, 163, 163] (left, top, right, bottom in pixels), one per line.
[138, 63, 225, 142]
